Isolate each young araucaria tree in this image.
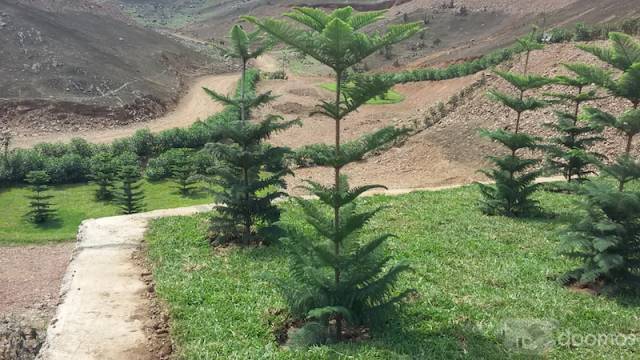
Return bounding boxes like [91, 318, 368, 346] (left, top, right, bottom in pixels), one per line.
[90, 151, 117, 201]
[559, 33, 640, 292]
[114, 164, 145, 215]
[25, 170, 56, 224]
[247, 7, 420, 343]
[544, 67, 604, 184]
[478, 36, 550, 217]
[204, 25, 299, 245]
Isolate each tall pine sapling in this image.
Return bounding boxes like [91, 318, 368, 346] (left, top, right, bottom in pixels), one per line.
[171, 151, 197, 196]
[207, 24, 273, 121]
[114, 164, 145, 214]
[543, 69, 604, 184]
[203, 24, 299, 245]
[247, 7, 420, 343]
[90, 151, 117, 201]
[477, 64, 550, 216]
[559, 32, 640, 292]
[25, 170, 56, 224]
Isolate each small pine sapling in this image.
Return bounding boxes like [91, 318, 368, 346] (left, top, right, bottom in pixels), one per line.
[559, 32, 640, 292]
[114, 165, 145, 214]
[204, 24, 299, 245]
[478, 66, 550, 216]
[90, 151, 117, 201]
[543, 69, 604, 184]
[247, 6, 420, 343]
[171, 151, 197, 196]
[25, 170, 56, 224]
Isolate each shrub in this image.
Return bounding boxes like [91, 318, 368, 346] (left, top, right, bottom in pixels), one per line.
[25, 170, 56, 224]
[146, 148, 192, 181]
[45, 153, 91, 184]
[130, 128, 157, 159]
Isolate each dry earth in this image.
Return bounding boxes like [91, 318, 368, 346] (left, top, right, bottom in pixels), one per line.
[11, 74, 238, 148]
[0, 244, 73, 359]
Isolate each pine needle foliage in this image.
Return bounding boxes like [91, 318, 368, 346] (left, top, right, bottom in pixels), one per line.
[478, 64, 550, 217]
[114, 164, 145, 214]
[90, 151, 117, 201]
[25, 170, 56, 224]
[559, 33, 640, 292]
[543, 70, 604, 183]
[204, 25, 299, 245]
[211, 24, 274, 121]
[205, 115, 300, 244]
[246, 7, 420, 343]
[171, 150, 197, 196]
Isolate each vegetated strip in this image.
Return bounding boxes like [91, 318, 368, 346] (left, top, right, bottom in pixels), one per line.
[0, 70, 258, 186]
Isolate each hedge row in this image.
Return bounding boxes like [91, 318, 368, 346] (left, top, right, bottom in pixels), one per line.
[0, 70, 260, 185]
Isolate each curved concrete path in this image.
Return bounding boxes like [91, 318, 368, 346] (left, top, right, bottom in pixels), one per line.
[37, 205, 212, 360]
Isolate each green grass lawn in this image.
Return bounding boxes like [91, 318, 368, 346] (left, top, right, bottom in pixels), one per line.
[318, 82, 405, 105]
[0, 181, 211, 245]
[146, 185, 640, 359]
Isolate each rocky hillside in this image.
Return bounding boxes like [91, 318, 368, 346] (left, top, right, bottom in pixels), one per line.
[403, 41, 638, 174]
[0, 0, 230, 132]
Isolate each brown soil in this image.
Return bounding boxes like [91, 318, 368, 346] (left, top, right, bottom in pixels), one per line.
[0, 243, 73, 359]
[134, 245, 174, 360]
[0, 244, 73, 317]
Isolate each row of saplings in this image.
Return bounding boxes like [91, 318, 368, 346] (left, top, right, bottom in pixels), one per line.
[173, 8, 640, 348]
[478, 32, 640, 294]
[24, 151, 198, 224]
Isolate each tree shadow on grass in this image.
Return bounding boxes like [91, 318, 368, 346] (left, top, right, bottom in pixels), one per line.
[361, 314, 545, 359]
[29, 216, 64, 230]
[174, 188, 210, 201]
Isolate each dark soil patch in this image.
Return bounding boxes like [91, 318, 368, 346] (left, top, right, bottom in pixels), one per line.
[134, 244, 174, 360]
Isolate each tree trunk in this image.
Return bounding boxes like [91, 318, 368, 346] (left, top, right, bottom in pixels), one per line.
[241, 60, 247, 122]
[334, 70, 343, 342]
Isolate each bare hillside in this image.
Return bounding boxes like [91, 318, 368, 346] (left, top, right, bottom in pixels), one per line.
[0, 0, 230, 133]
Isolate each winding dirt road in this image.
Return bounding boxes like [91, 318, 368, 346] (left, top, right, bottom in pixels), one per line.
[13, 74, 239, 148]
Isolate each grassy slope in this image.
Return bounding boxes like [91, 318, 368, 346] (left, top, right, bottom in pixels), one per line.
[146, 185, 640, 359]
[0, 181, 211, 245]
[319, 83, 405, 105]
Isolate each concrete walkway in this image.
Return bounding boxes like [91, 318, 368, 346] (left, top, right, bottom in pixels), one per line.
[37, 205, 212, 360]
